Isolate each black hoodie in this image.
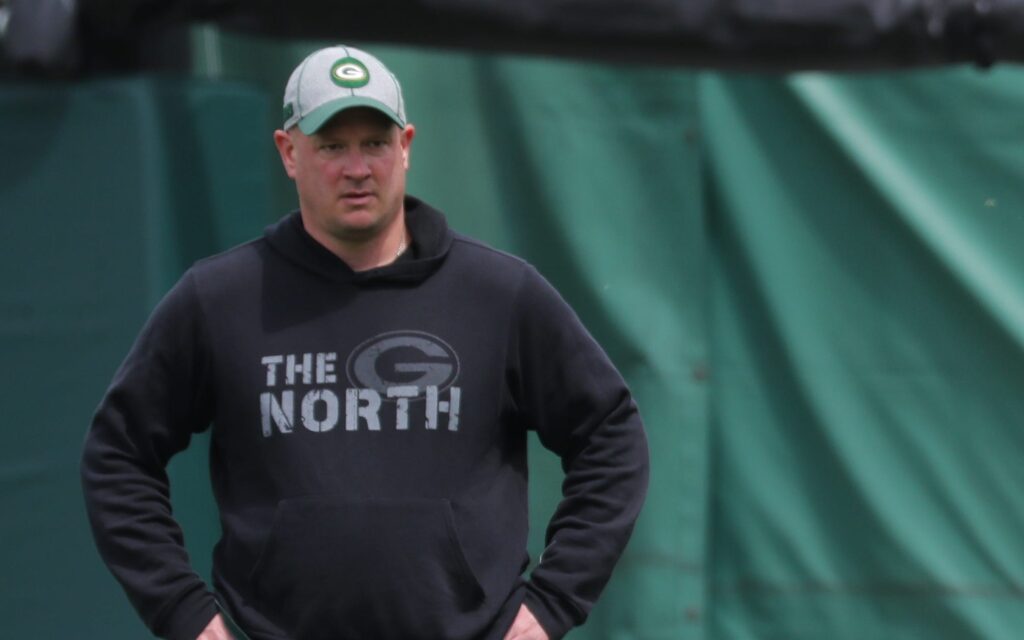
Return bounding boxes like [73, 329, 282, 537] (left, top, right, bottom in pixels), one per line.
[81, 197, 649, 640]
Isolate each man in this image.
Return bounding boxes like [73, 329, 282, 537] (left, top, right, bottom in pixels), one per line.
[82, 45, 649, 640]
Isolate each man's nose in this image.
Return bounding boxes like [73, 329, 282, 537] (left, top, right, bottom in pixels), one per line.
[341, 151, 372, 180]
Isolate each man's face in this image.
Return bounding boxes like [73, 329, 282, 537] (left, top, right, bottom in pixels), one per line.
[275, 107, 415, 248]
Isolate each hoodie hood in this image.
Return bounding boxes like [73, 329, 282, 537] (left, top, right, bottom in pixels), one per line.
[263, 195, 454, 284]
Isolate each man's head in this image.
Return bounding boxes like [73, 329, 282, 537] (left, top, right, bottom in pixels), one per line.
[274, 46, 415, 255]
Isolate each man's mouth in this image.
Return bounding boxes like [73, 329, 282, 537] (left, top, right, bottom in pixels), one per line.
[341, 191, 374, 203]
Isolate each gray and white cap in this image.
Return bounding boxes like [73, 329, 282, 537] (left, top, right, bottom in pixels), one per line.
[282, 45, 406, 134]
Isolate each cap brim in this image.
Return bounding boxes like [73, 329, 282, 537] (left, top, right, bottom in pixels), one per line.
[297, 96, 405, 134]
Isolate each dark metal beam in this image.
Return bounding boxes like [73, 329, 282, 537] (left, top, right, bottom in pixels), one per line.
[7, 0, 1024, 76]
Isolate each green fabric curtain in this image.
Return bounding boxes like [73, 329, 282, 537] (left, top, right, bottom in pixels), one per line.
[0, 30, 1021, 638]
[0, 77, 275, 638]
[703, 69, 1024, 639]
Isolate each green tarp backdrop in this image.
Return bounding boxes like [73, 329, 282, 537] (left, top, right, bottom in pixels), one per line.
[1, 29, 1022, 639]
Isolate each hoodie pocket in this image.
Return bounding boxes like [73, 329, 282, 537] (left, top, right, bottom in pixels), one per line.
[249, 497, 485, 640]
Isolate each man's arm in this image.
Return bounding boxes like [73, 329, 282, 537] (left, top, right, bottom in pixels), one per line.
[81, 271, 219, 640]
[507, 266, 650, 640]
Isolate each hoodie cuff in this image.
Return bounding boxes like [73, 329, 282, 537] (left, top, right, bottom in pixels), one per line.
[524, 581, 583, 640]
[155, 588, 219, 640]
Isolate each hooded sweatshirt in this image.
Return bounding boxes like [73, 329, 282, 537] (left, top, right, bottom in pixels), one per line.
[81, 197, 649, 640]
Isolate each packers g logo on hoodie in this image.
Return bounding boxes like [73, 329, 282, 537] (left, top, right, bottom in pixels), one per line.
[347, 331, 459, 396]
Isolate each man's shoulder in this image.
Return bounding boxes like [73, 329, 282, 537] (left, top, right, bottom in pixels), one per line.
[445, 233, 565, 304]
[185, 236, 268, 297]
[191, 237, 265, 274]
[449, 232, 529, 271]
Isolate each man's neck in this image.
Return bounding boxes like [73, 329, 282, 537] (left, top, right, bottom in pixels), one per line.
[302, 214, 409, 272]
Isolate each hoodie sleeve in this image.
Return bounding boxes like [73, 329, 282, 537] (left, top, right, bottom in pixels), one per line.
[507, 266, 650, 640]
[80, 270, 219, 640]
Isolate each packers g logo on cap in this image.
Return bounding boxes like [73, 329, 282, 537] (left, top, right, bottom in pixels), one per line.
[330, 57, 370, 88]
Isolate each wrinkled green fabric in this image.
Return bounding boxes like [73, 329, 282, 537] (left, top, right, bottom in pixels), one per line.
[1, 30, 1022, 639]
[703, 69, 1024, 639]
[0, 78, 275, 638]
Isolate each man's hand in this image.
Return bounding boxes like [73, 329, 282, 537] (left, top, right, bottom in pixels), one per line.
[503, 604, 550, 640]
[196, 613, 233, 640]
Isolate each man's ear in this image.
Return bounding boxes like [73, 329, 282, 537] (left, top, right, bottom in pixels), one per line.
[400, 124, 416, 170]
[273, 129, 297, 178]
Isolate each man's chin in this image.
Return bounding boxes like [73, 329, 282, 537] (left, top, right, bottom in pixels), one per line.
[332, 219, 386, 243]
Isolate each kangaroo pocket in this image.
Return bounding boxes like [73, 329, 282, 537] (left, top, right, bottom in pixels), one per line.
[249, 497, 485, 640]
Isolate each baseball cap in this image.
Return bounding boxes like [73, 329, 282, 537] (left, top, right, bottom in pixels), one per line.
[282, 45, 406, 134]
